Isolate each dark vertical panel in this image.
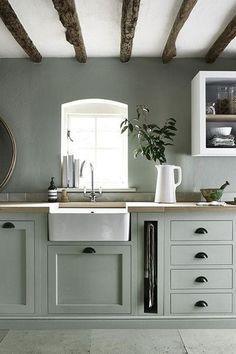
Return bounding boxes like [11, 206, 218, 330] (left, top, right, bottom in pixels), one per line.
[144, 220, 157, 313]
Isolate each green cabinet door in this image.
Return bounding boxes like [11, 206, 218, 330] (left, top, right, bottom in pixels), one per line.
[0, 220, 34, 314]
[48, 245, 131, 314]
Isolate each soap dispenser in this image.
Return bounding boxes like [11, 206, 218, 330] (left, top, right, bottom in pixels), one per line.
[48, 177, 57, 202]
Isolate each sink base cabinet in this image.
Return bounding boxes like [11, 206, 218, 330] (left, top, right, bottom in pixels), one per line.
[48, 245, 131, 314]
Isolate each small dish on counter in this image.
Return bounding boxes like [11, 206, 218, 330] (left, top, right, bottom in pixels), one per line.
[196, 201, 226, 207]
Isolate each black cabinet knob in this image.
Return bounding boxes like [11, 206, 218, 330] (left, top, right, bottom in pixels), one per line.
[195, 227, 208, 234]
[195, 252, 208, 259]
[195, 300, 208, 308]
[195, 276, 208, 283]
[2, 222, 15, 229]
[82, 247, 96, 254]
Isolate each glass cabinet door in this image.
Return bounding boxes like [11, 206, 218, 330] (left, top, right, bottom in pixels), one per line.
[206, 81, 236, 150]
[192, 71, 236, 156]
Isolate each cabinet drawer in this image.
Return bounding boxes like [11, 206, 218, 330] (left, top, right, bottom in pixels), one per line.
[171, 245, 232, 265]
[171, 220, 232, 241]
[171, 293, 232, 314]
[171, 269, 233, 290]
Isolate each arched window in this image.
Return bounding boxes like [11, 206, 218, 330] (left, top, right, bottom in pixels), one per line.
[61, 99, 128, 189]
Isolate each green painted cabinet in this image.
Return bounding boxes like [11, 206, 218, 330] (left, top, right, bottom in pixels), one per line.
[164, 211, 235, 316]
[48, 244, 131, 314]
[0, 220, 35, 314]
[0, 209, 235, 327]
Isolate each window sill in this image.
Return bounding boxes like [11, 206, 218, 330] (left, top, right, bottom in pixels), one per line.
[57, 188, 136, 193]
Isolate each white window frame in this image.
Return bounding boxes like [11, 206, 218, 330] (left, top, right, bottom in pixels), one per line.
[61, 99, 129, 190]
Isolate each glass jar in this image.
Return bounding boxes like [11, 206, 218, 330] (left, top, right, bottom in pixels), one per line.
[229, 86, 236, 114]
[215, 86, 230, 114]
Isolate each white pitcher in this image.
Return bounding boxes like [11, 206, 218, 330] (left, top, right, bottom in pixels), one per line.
[154, 165, 182, 203]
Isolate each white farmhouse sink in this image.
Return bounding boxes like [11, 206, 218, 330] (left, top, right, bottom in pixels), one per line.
[48, 208, 130, 241]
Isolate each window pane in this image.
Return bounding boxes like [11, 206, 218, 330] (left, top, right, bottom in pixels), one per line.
[96, 149, 124, 185]
[97, 117, 122, 132]
[69, 117, 95, 132]
[71, 133, 95, 149]
[77, 149, 95, 164]
[63, 110, 128, 189]
[97, 132, 122, 149]
[68, 117, 95, 149]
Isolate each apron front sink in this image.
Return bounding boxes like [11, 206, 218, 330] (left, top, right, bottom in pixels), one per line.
[48, 208, 130, 241]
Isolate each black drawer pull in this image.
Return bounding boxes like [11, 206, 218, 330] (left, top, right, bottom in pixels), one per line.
[195, 252, 208, 259]
[195, 227, 208, 234]
[82, 247, 96, 254]
[195, 276, 208, 283]
[2, 222, 15, 229]
[195, 300, 208, 308]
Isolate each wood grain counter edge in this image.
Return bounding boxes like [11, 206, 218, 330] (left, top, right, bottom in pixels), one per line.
[0, 202, 235, 213]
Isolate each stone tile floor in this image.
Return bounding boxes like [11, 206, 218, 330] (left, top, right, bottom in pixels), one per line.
[0, 329, 235, 353]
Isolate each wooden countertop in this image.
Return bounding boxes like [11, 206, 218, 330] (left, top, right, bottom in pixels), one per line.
[0, 201, 235, 212]
[126, 202, 236, 212]
[59, 201, 126, 208]
[0, 202, 54, 212]
[59, 201, 236, 212]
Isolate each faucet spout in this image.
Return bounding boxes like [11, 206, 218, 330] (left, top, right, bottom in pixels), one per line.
[80, 160, 101, 202]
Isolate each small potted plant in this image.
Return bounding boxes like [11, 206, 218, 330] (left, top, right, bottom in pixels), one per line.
[120, 105, 181, 203]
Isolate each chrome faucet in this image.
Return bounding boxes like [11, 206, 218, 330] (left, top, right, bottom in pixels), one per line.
[80, 160, 102, 202]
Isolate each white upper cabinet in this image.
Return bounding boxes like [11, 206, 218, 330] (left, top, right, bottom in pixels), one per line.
[191, 71, 236, 156]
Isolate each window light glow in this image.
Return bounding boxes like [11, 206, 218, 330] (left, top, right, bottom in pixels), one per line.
[61, 99, 128, 189]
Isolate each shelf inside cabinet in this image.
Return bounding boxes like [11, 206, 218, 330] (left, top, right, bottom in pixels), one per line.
[206, 114, 236, 122]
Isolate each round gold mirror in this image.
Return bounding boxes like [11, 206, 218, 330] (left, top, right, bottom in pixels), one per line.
[0, 117, 16, 190]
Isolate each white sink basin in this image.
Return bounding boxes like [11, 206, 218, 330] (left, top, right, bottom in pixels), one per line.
[48, 208, 130, 241]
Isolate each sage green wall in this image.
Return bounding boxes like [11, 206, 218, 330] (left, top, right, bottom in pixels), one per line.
[0, 58, 236, 193]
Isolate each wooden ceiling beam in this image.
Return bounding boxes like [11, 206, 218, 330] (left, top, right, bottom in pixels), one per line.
[120, 0, 141, 63]
[52, 0, 87, 63]
[0, 0, 42, 62]
[205, 15, 236, 63]
[162, 0, 198, 63]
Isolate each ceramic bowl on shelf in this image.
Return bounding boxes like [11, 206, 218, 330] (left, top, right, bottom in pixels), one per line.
[208, 126, 232, 137]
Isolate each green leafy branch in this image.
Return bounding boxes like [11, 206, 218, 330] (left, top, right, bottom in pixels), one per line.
[120, 105, 177, 164]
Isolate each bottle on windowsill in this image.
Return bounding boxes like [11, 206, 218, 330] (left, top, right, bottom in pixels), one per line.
[48, 177, 57, 202]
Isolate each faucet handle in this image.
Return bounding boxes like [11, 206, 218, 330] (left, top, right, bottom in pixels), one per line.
[83, 186, 91, 200]
[82, 185, 102, 202]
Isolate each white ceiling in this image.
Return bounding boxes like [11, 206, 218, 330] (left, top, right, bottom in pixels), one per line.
[0, 0, 236, 59]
